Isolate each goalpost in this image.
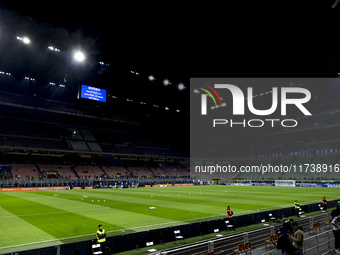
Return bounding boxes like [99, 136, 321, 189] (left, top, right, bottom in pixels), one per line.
[275, 180, 296, 187]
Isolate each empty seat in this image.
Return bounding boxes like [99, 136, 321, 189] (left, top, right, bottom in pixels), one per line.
[233, 243, 245, 254]
[174, 230, 184, 243]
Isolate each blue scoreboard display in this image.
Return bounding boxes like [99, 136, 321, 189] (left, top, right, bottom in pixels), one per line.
[79, 85, 106, 102]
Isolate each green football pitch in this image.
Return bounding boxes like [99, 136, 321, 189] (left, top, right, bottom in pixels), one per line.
[0, 185, 339, 253]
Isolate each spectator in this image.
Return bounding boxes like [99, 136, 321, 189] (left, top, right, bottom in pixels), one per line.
[290, 222, 304, 255]
[331, 215, 340, 254]
[332, 204, 340, 219]
[282, 217, 294, 236]
[274, 229, 297, 255]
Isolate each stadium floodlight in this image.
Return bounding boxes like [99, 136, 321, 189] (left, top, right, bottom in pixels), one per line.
[22, 37, 31, 44]
[74, 51, 85, 62]
[163, 79, 171, 86]
[148, 75, 155, 81]
[17, 36, 30, 44]
[48, 46, 60, 52]
[177, 83, 186, 91]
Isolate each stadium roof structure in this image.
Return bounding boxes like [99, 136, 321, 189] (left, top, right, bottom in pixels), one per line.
[1, 2, 340, 123]
[2, 2, 340, 78]
[0, 2, 189, 117]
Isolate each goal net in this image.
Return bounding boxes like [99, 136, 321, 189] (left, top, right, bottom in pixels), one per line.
[275, 180, 296, 187]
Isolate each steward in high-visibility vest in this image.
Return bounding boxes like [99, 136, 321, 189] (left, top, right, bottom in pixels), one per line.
[294, 200, 301, 217]
[322, 196, 328, 211]
[226, 205, 235, 230]
[97, 224, 106, 243]
[227, 207, 233, 218]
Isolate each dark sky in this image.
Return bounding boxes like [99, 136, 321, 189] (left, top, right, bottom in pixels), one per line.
[0, 1, 188, 76]
[1, 1, 340, 78]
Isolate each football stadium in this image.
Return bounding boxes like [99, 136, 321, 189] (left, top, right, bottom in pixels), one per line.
[2, 2, 340, 255]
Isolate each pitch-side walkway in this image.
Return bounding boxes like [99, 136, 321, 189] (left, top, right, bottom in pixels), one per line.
[251, 224, 336, 255]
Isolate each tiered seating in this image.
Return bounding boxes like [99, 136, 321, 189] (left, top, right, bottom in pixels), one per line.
[68, 140, 89, 151]
[87, 142, 102, 152]
[0, 91, 37, 107]
[237, 157, 278, 180]
[101, 166, 129, 178]
[38, 100, 74, 113]
[73, 165, 105, 179]
[328, 156, 340, 180]
[11, 164, 39, 180]
[148, 166, 168, 177]
[126, 167, 153, 177]
[100, 144, 135, 154]
[303, 154, 338, 180]
[68, 128, 83, 140]
[0, 93, 188, 160]
[160, 162, 189, 177]
[38, 164, 76, 179]
[79, 129, 96, 141]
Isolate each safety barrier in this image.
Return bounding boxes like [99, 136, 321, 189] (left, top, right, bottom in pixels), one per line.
[1, 200, 338, 255]
[151, 213, 335, 255]
[0, 186, 69, 192]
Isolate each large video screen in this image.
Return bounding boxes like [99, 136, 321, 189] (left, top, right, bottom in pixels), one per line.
[79, 85, 106, 102]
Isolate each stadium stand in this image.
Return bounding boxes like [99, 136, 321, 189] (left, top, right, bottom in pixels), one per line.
[38, 164, 77, 179]
[1, 2, 340, 255]
[126, 166, 153, 178]
[101, 166, 130, 178]
[10, 164, 39, 180]
[73, 165, 106, 179]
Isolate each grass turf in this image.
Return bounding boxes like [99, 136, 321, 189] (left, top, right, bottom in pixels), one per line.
[0, 185, 339, 253]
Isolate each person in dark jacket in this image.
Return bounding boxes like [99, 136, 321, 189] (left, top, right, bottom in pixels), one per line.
[274, 229, 298, 255]
[281, 217, 294, 236]
[332, 204, 340, 218]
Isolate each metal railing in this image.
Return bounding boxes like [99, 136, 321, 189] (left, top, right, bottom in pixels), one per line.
[154, 212, 335, 255]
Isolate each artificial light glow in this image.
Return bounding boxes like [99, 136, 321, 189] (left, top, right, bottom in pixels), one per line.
[23, 37, 30, 44]
[48, 46, 60, 52]
[74, 51, 85, 62]
[148, 75, 155, 81]
[178, 83, 186, 90]
[163, 79, 171, 86]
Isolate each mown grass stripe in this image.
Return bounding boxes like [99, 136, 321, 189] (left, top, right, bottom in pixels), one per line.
[1, 185, 340, 253]
[0, 193, 123, 241]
